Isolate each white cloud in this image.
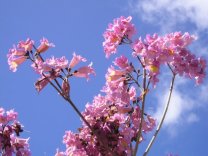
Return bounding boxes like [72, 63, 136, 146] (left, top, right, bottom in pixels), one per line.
[151, 72, 207, 136]
[198, 83, 208, 103]
[153, 86, 194, 126]
[186, 113, 199, 123]
[130, 0, 208, 31]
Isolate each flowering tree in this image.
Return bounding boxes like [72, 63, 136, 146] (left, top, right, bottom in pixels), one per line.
[2, 16, 206, 156]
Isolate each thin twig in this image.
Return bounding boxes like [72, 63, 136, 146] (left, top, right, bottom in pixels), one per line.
[128, 73, 143, 91]
[143, 73, 176, 156]
[41, 65, 115, 156]
[133, 67, 147, 156]
[137, 56, 145, 68]
[54, 79, 62, 91]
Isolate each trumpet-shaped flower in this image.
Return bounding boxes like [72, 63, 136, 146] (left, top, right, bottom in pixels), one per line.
[69, 52, 87, 69]
[17, 38, 34, 51]
[7, 46, 28, 72]
[73, 62, 95, 80]
[8, 56, 28, 72]
[37, 37, 55, 53]
[32, 56, 68, 74]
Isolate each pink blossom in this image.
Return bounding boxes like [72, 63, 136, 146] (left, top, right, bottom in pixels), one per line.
[37, 37, 55, 53]
[69, 52, 87, 69]
[129, 86, 136, 101]
[8, 46, 26, 56]
[103, 16, 136, 58]
[113, 55, 130, 69]
[35, 76, 50, 92]
[45, 56, 68, 70]
[34, 73, 59, 92]
[132, 37, 146, 57]
[131, 32, 206, 85]
[164, 32, 196, 48]
[17, 38, 34, 51]
[6, 109, 18, 122]
[7, 47, 28, 72]
[73, 62, 95, 80]
[106, 66, 127, 83]
[8, 55, 28, 72]
[32, 56, 68, 74]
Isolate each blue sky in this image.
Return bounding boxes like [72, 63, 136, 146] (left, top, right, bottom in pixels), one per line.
[0, 0, 208, 155]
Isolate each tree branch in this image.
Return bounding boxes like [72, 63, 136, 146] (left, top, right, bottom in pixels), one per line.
[143, 73, 176, 156]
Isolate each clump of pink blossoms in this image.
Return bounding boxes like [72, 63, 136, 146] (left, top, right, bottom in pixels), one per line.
[7, 16, 206, 156]
[7, 38, 96, 156]
[131, 32, 206, 85]
[0, 108, 30, 156]
[7, 38, 95, 95]
[103, 16, 136, 58]
[56, 16, 206, 156]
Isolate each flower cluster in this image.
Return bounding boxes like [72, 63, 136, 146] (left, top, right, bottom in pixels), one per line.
[103, 16, 136, 58]
[56, 56, 156, 156]
[132, 32, 206, 85]
[55, 16, 206, 156]
[0, 108, 30, 156]
[7, 38, 95, 96]
[7, 38, 54, 72]
[7, 16, 207, 156]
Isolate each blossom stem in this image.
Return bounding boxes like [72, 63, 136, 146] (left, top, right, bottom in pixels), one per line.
[42, 75, 93, 131]
[128, 73, 143, 91]
[137, 56, 145, 68]
[133, 67, 147, 156]
[43, 75, 115, 155]
[143, 73, 176, 156]
[54, 79, 63, 91]
[65, 97, 93, 130]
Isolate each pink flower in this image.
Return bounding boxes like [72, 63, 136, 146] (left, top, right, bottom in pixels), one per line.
[103, 16, 136, 58]
[31, 59, 49, 74]
[6, 109, 18, 122]
[69, 52, 87, 69]
[8, 46, 26, 56]
[106, 66, 127, 83]
[34, 72, 59, 92]
[164, 32, 196, 48]
[8, 55, 28, 72]
[73, 62, 95, 80]
[46, 56, 68, 70]
[132, 37, 146, 57]
[37, 37, 55, 53]
[129, 86, 136, 101]
[35, 76, 50, 92]
[18, 38, 34, 51]
[7, 47, 28, 72]
[32, 56, 68, 74]
[113, 55, 129, 69]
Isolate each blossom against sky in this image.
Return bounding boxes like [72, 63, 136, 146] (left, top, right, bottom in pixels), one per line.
[0, 1, 207, 156]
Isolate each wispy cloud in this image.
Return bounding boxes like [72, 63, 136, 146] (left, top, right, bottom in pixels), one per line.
[152, 75, 207, 136]
[129, 0, 208, 31]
